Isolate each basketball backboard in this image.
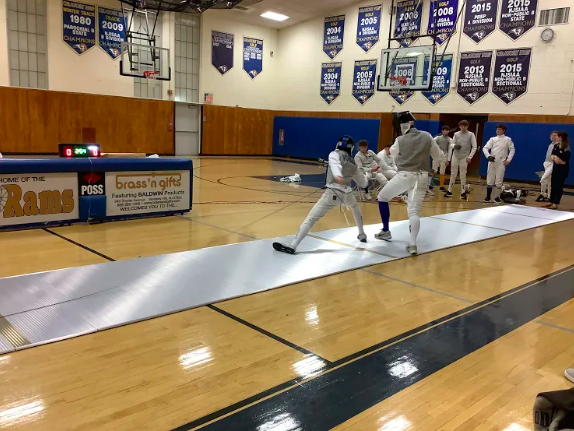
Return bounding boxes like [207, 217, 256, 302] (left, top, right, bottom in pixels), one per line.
[377, 45, 435, 91]
[120, 42, 170, 81]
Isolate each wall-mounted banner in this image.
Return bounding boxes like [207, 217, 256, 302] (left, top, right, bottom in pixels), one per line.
[456, 50, 493, 104]
[62, 0, 96, 55]
[97, 7, 126, 59]
[324, 15, 345, 59]
[243, 37, 263, 79]
[422, 54, 453, 105]
[105, 171, 191, 216]
[0, 173, 78, 227]
[212, 31, 234, 75]
[499, 0, 538, 40]
[320, 62, 342, 105]
[428, 0, 459, 45]
[492, 48, 531, 104]
[394, 0, 422, 47]
[389, 89, 415, 105]
[463, 0, 498, 43]
[357, 5, 382, 52]
[353, 60, 377, 105]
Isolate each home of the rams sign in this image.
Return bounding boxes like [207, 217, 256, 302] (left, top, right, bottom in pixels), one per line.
[0, 173, 79, 226]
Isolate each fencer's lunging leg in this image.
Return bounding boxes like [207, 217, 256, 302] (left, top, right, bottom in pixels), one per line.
[342, 192, 366, 240]
[290, 191, 334, 250]
[375, 173, 413, 241]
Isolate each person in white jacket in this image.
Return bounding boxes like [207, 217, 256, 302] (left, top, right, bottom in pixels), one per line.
[445, 120, 477, 201]
[537, 131, 558, 202]
[355, 140, 390, 200]
[273, 136, 368, 254]
[482, 124, 516, 203]
[377, 147, 398, 179]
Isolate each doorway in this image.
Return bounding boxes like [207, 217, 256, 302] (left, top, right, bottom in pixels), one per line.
[175, 102, 201, 156]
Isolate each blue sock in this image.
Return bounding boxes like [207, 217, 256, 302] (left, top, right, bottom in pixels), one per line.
[378, 201, 390, 232]
[486, 186, 492, 200]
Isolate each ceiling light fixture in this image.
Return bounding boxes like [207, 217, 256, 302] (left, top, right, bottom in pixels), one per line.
[261, 11, 289, 22]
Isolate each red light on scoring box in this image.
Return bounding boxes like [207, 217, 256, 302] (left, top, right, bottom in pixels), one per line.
[65, 148, 72, 157]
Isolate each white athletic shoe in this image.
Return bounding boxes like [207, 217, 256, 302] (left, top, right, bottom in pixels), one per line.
[365, 192, 372, 200]
[565, 368, 574, 384]
[406, 244, 418, 255]
[426, 189, 435, 197]
[375, 230, 392, 241]
[357, 233, 367, 243]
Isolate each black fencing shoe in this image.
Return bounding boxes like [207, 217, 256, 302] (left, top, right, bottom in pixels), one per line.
[273, 242, 296, 254]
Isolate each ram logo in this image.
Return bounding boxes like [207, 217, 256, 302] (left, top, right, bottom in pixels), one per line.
[509, 27, 524, 37]
[501, 91, 517, 102]
[466, 91, 480, 102]
[471, 31, 486, 41]
[74, 43, 88, 53]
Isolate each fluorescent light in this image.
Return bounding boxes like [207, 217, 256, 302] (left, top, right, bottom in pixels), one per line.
[261, 11, 289, 21]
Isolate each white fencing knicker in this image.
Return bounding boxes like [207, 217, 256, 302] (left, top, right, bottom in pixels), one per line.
[448, 157, 468, 195]
[486, 161, 507, 199]
[378, 171, 428, 246]
[540, 161, 553, 198]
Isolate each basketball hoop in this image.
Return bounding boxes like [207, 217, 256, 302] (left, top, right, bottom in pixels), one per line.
[143, 70, 160, 80]
[389, 76, 407, 86]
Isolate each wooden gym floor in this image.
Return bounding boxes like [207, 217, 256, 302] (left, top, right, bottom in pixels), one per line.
[0, 157, 573, 430]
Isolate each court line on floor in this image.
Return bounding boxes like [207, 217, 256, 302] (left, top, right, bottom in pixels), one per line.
[361, 268, 475, 304]
[429, 215, 514, 232]
[174, 263, 574, 431]
[484, 207, 567, 221]
[308, 234, 400, 259]
[185, 264, 574, 431]
[536, 320, 574, 334]
[207, 305, 331, 364]
[43, 228, 116, 262]
[177, 216, 259, 240]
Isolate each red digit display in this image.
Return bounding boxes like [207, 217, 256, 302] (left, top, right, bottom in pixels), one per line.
[65, 148, 72, 157]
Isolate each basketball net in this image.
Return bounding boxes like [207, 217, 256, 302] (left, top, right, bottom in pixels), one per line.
[389, 76, 408, 86]
[143, 70, 160, 80]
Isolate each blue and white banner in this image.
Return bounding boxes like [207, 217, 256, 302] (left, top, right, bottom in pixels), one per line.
[323, 15, 345, 59]
[353, 60, 377, 105]
[62, 0, 96, 55]
[98, 7, 126, 59]
[243, 37, 263, 79]
[499, 0, 538, 40]
[428, 0, 459, 45]
[388, 56, 416, 104]
[422, 54, 453, 104]
[356, 5, 381, 53]
[394, 0, 422, 47]
[320, 62, 342, 105]
[212, 31, 234, 75]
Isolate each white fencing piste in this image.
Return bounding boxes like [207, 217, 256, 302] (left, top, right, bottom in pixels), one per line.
[0, 205, 572, 354]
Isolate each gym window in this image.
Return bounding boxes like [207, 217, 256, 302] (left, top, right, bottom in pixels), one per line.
[6, 0, 48, 89]
[174, 13, 200, 103]
[539, 7, 569, 25]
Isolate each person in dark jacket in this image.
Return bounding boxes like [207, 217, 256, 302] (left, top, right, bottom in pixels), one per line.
[544, 131, 570, 210]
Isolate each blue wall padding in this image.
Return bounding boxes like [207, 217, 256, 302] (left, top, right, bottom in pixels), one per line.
[79, 196, 106, 221]
[273, 117, 381, 159]
[479, 122, 574, 186]
[0, 158, 193, 174]
[415, 120, 441, 137]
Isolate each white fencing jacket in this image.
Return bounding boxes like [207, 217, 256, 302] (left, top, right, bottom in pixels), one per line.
[482, 135, 516, 164]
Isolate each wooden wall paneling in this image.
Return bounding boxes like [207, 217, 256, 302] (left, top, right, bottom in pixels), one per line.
[488, 114, 574, 124]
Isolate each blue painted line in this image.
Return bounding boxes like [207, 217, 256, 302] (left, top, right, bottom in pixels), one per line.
[175, 264, 574, 431]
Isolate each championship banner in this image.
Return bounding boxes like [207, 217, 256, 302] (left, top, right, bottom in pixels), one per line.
[212, 31, 234, 75]
[463, 0, 498, 43]
[422, 54, 453, 105]
[105, 171, 191, 216]
[428, 0, 459, 45]
[352, 60, 377, 105]
[456, 50, 493, 104]
[62, 0, 96, 55]
[323, 15, 345, 59]
[0, 173, 79, 227]
[394, 0, 422, 47]
[357, 5, 381, 52]
[98, 7, 126, 59]
[320, 62, 342, 105]
[243, 37, 263, 79]
[499, 0, 538, 40]
[492, 48, 532, 104]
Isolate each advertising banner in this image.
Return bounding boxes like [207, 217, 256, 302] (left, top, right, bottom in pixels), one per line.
[324, 15, 346, 59]
[0, 173, 79, 226]
[105, 171, 191, 216]
[212, 31, 234, 75]
[357, 5, 382, 52]
[456, 50, 493, 104]
[62, 0, 96, 54]
[492, 48, 532, 104]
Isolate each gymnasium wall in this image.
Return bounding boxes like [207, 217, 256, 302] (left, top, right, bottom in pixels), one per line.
[200, 11, 278, 109]
[0, 0, 8, 87]
[275, 0, 574, 116]
[0, 86, 174, 154]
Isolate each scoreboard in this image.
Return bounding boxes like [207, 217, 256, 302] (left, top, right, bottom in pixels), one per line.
[59, 143, 101, 158]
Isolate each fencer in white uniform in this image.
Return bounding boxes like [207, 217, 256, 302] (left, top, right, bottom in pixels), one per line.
[377, 147, 398, 180]
[433, 125, 454, 192]
[482, 124, 516, 203]
[272, 136, 368, 255]
[354, 140, 389, 199]
[537, 131, 558, 202]
[375, 112, 442, 256]
[445, 120, 477, 200]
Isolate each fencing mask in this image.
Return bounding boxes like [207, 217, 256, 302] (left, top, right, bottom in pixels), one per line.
[393, 111, 416, 136]
[336, 135, 355, 155]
